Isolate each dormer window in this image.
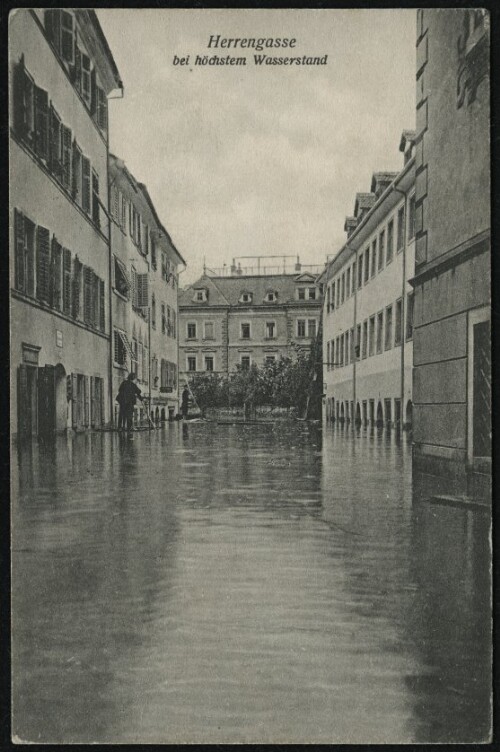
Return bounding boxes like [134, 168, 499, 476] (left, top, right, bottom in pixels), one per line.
[239, 291, 253, 304]
[265, 291, 277, 303]
[193, 288, 208, 303]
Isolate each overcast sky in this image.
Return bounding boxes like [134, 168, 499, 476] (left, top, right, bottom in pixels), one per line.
[98, 9, 416, 283]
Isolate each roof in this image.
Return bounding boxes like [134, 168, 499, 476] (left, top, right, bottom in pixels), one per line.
[179, 272, 321, 308]
[354, 192, 376, 217]
[88, 11, 123, 90]
[399, 130, 417, 152]
[370, 172, 399, 193]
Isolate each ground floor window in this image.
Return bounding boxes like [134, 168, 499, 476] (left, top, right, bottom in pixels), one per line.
[187, 356, 197, 372]
[205, 355, 214, 372]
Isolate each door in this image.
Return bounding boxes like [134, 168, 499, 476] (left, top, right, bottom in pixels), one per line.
[18, 365, 38, 437]
[472, 320, 491, 458]
[37, 364, 56, 435]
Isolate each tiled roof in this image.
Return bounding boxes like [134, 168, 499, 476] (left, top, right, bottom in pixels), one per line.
[354, 192, 376, 217]
[180, 272, 320, 308]
[370, 171, 399, 195]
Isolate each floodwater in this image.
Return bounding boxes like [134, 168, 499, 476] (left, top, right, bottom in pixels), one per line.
[12, 422, 491, 744]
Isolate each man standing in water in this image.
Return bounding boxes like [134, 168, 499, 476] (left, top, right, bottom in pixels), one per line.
[116, 372, 142, 431]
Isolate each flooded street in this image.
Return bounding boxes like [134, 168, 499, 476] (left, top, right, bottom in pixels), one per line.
[12, 422, 491, 744]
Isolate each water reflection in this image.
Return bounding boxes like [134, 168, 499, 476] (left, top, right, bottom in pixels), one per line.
[12, 422, 490, 743]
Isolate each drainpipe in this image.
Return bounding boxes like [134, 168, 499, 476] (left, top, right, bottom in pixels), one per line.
[103, 168, 116, 428]
[393, 185, 408, 430]
[352, 255, 357, 426]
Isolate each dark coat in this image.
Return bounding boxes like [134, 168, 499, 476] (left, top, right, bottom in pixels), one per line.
[117, 380, 142, 408]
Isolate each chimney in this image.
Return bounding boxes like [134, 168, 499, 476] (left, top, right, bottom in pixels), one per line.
[295, 255, 302, 272]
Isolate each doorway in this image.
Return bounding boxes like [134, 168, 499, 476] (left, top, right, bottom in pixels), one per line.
[17, 365, 38, 438]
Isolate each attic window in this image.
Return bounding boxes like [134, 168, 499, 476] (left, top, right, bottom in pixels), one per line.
[240, 292, 253, 303]
[265, 291, 277, 302]
[193, 288, 208, 303]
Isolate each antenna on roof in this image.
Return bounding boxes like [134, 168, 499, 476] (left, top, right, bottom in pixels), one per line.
[203, 256, 206, 274]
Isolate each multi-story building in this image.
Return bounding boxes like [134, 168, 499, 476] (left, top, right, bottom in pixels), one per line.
[109, 154, 185, 423]
[178, 257, 323, 383]
[412, 9, 490, 492]
[322, 133, 416, 429]
[10, 9, 122, 438]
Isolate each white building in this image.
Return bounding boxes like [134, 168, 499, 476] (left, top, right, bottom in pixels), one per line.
[322, 132, 416, 429]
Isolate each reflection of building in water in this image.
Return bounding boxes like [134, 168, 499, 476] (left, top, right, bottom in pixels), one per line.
[320, 134, 416, 430]
[412, 9, 490, 495]
[10, 10, 123, 439]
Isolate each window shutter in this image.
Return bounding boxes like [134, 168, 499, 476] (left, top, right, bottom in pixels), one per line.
[97, 87, 108, 131]
[60, 11, 75, 65]
[99, 279, 105, 331]
[71, 373, 78, 427]
[81, 54, 91, 105]
[33, 85, 49, 160]
[72, 45, 82, 90]
[72, 256, 82, 318]
[113, 187, 119, 221]
[25, 218, 35, 297]
[45, 10, 61, 54]
[36, 225, 50, 302]
[82, 157, 91, 214]
[90, 376, 96, 427]
[14, 209, 25, 292]
[61, 125, 72, 190]
[71, 141, 81, 200]
[90, 68, 97, 116]
[50, 237, 62, 310]
[83, 266, 92, 323]
[130, 268, 137, 308]
[13, 58, 34, 141]
[84, 376, 89, 427]
[92, 170, 99, 226]
[49, 106, 62, 180]
[137, 273, 149, 308]
[62, 248, 72, 315]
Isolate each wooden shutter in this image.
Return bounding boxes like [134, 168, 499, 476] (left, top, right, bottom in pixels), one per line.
[72, 141, 82, 200]
[82, 157, 91, 214]
[90, 68, 97, 116]
[137, 273, 149, 308]
[49, 106, 62, 180]
[62, 248, 72, 315]
[99, 279, 105, 331]
[61, 125, 72, 190]
[72, 256, 82, 318]
[60, 10, 74, 64]
[49, 237, 62, 309]
[92, 170, 99, 226]
[34, 85, 49, 161]
[97, 87, 108, 131]
[71, 45, 82, 90]
[36, 225, 50, 302]
[130, 268, 137, 308]
[18, 365, 30, 437]
[45, 10, 61, 53]
[13, 57, 33, 141]
[81, 54, 91, 105]
[90, 376, 96, 427]
[83, 266, 92, 324]
[84, 376, 89, 427]
[14, 209, 25, 292]
[25, 218, 35, 297]
[71, 373, 78, 427]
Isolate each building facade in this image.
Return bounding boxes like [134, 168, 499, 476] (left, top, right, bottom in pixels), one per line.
[109, 155, 185, 423]
[322, 133, 416, 429]
[10, 9, 122, 439]
[412, 9, 490, 491]
[179, 259, 323, 384]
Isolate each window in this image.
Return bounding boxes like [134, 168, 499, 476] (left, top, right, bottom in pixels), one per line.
[356, 324, 361, 360]
[151, 294, 156, 329]
[49, 237, 62, 310]
[387, 220, 394, 264]
[345, 330, 350, 365]
[351, 261, 356, 295]
[266, 291, 277, 302]
[406, 292, 414, 340]
[240, 355, 251, 370]
[91, 169, 100, 227]
[298, 288, 306, 300]
[397, 206, 405, 252]
[327, 341, 331, 370]
[62, 247, 72, 315]
[81, 54, 91, 108]
[371, 239, 377, 277]
[204, 321, 214, 340]
[81, 156, 91, 215]
[341, 273, 345, 303]
[364, 247, 370, 283]
[376, 311, 383, 354]
[205, 356, 214, 372]
[345, 267, 351, 298]
[187, 322, 197, 340]
[395, 298, 403, 346]
[331, 281, 335, 311]
[385, 305, 393, 350]
[308, 287, 316, 300]
[13, 209, 35, 297]
[265, 355, 276, 366]
[121, 196, 127, 231]
[193, 288, 207, 302]
[308, 319, 317, 339]
[49, 105, 62, 181]
[187, 356, 197, 372]
[340, 334, 344, 366]
[326, 285, 331, 312]
[369, 316, 375, 356]
[45, 10, 75, 64]
[336, 279, 341, 308]
[34, 85, 49, 162]
[265, 321, 276, 339]
[362, 320, 368, 359]
[408, 194, 416, 240]
[96, 86, 108, 131]
[358, 254, 363, 288]
[335, 338, 340, 367]
[172, 310, 177, 339]
[161, 304, 166, 334]
[350, 327, 354, 362]
[36, 225, 50, 303]
[297, 319, 306, 337]
[114, 329, 130, 367]
[378, 230, 385, 271]
[240, 323, 251, 339]
[240, 291, 252, 303]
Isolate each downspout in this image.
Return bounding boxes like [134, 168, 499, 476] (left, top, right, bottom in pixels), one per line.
[352, 254, 357, 425]
[104, 165, 116, 428]
[393, 185, 408, 430]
